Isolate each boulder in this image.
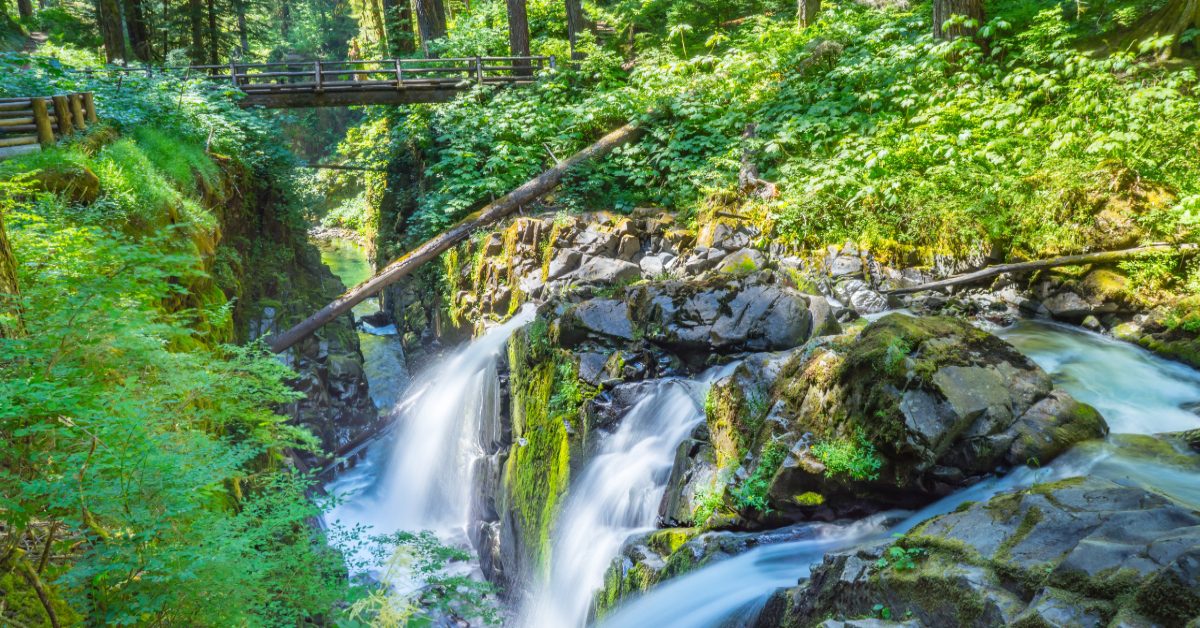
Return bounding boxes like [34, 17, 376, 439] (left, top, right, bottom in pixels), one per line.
[568, 256, 641, 285]
[759, 477, 1200, 628]
[561, 299, 636, 343]
[717, 248, 767, 275]
[694, 314, 1106, 522]
[626, 272, 838, 360]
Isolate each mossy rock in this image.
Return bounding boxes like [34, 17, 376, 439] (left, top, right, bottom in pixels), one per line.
[769, 477, 1200, 627]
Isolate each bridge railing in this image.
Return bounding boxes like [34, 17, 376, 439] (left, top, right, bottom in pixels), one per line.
[226, 56, 552, 91]
[103, 56, 557, 92]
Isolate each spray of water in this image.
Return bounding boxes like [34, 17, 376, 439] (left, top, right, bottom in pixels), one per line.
[520, 364, 739, 628]
[324, 308, 535, 557]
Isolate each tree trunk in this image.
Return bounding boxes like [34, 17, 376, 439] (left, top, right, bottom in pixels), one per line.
[507, 0, 530, 74]
[280, 0, 291, 41]
[933, 0, 984, 40]
[234, 0, 249, 55]
[1106, 0, 1200, 57]
[565, 0, 584, 59]
[188, 0, 203, 62]
[16, 0, 32, 20]
[415, 0, 446, 57]
[888, 243, 1198, 295]
[267, 121, 646, 353]
[206, 0, 218, 64]
[123, 0, 152, 61]
[96, 0, 127, 63]
[798, 0, 820, 27]
[383, 0, 414, 54]
[0, 210, 24, 340]
[161, 0, 169, 58]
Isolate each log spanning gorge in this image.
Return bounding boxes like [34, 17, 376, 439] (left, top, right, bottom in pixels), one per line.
[315, 230, 1200, 628]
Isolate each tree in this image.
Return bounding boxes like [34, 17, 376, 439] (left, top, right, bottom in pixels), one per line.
[565, 0, 584, 59]
[16, 0, 32, 20]
[206, 0, 218, 64]
[798, 0, 820, 27]
[0, 210, 23, 339]
[507, 0, 530, 74]
[1107, 0, 1200, 58]
[188, 0, 204, 63]
[383, 0, 415, 55]
[124, 0, 153, 61]
[96, 0, 127, 63]
[233, 0, 249, 55]
[415, 0, 446, 57]
[933, 0, 984, 40]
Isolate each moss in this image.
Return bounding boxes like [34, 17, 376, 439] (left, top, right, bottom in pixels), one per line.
[501, 318, 598, 579]
[648, 528, 699, 556]
[793, 491, 826, 506]
[1134, 568, 1200, 627]
[996, 506, 1043, 561]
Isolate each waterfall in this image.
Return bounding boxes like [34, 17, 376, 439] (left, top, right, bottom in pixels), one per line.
[324, 307, 534, 565]
[520, 367, 736, 628]
[598, 320, 1200, 627]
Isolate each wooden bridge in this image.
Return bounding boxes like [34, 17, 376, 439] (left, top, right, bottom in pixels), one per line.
[89, 56, 553, 108]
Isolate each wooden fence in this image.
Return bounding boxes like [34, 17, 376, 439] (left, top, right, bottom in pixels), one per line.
[0, 92, 97, 160]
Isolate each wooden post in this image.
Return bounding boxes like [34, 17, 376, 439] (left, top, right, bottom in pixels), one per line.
[314, 60, 324, 93]
[394, 59, 405, 88]
[51, 96, 73, 136]
[549, 55, 557, 70]
[266, 120, 646, 353]
[230, 59, 239, 87]
[70, 94, 86, 130]
[82, 93, 98, 123]
[475, 55, 484, 84]
[30, 98, 55, 146]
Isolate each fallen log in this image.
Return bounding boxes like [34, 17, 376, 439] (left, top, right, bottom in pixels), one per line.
[887, 243, 1198, 296]
[268, 120, 645, 353]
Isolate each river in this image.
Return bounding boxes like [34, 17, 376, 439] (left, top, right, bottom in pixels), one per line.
[312, 240, 1200, 628]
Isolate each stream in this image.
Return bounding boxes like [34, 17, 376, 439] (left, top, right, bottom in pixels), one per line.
[314, 240, 1200, 628]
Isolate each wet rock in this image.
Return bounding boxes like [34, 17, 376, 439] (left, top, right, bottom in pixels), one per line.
[617, 234, 642, 261]
[561, 299, 635, 343]
[659, 430, 718, 527]
[760, 477, 1200, 628]
[700, 314, 1105, 519]
[546, 249, 583, 280]
[701, 222, 756, 251]
[717, 248, 767, 275]
[627, 272, 838, 361]
[1042, 290, 1096, 322]
[568, 256, 641, 285]
[639, 253, 675, 277]
[829, 255, 864, 278]
[833, 278, 888, 315]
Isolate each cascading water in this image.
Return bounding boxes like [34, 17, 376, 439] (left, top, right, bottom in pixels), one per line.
[324, 307, 534, 565]
[599, 319, 1200, 628]
[997, 319, 1200, 434]
[519, 376, 716, 628]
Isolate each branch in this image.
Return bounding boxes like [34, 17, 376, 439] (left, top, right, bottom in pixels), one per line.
[886, 243, 1198, 295]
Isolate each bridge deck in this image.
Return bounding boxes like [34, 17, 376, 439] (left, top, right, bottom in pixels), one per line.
[196, 56, 551, 108]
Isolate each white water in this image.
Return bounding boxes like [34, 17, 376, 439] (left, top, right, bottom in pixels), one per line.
[599, 319, 1200, 627]
[998, 319, 1200, 434]
[520, 377, 714, 627]
[324, 308, 534, 568]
